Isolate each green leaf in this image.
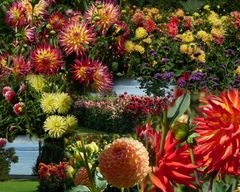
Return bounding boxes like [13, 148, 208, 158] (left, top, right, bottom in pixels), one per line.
[67, 185, 91, 192]
[187, 133, 199, 144]
[167, 93, 190, 126]
[180, 0, 205, 13]
[95, 172, 107, 190]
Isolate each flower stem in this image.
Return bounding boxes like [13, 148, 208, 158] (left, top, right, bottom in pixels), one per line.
[160, 111, 168, 157]
[79, 136, 97, 192]
[208, 175, 214, 192]
[189, 145, 203, 192]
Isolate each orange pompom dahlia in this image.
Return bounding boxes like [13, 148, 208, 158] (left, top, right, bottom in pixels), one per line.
[59, 22, 96, 56]
[194, 89, 240, 176]
[31, 44, 63, 74]
[85, 1, 120, 34]
[99, 137, 150, 188]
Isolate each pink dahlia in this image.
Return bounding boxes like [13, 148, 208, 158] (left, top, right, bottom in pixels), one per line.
[59, 22, 96, 56]
[5, 90, 17, 104]
[13, 102, 25, 116]
[48, 12, 66, 32]
[132, 9, 145, 26]
[85, 1, 120, 34]
[143, 19, 156, 33]
[23, 26, 36, 43]
[31, 44, 63, 74]
[5, 1, 27, 28]
[92, 63, 112, 92]
[2, 86, 12, 96]
[12, 54, 32, 75]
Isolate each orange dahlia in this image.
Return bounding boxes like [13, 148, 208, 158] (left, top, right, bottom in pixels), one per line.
[194, 89, 240, 176]
[99, 137, 150, 189]
[48, 12, 66, 32]
[5, 1, 27, 28]
[74, 167, 91, 188]
[59, 22, 96, 56]
[85, 1, 120, 34]
[31, 44, 63, 74]
[137, 122, 197, 192]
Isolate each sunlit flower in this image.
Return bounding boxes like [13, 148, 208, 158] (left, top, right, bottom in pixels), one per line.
[12, 54, 32, 75]
[26, 74, 46, 92]
[48, 12, 66, 32]
[13, 102, 25, 116]
[43, 115, 67, 138]
[54, 93, 73, 114]
[31, 44, 63, 74]
[135, 27, 148, 39]
[21, 0, 47, 22]
[235, 66, 240, 75]
[4, 90, 17, 104]
[137, 122, 197, 192]
[197, 30, 212, 43]
[40, 93, 56, 114]
[85, 1, 120, 34]
[99, 137, 150, 188]
[74, 167, 91, 188]
[59, 22, 96, 56]
[142, 37, 152, 44]
[0, 54, 8, 67]
[194, 89, 240, 176]
[5, 1, 27, 28]
[65, 115, 78, 131]
[92, 62, 113, 92]
[179, 30, 194, 42]
[180, 44, 188, 54]
[175, 8, 185, 18]
[134, 44, 145, 54]
[125, 40, 135, 53]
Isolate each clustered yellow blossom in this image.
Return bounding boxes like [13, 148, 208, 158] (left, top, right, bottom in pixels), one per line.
[134, 44, 145, 54]
[178, 31, 194, 43]
[26, 74, 46, 92]
[180, 43, 206, 63]
[142, 37, 152, 44]
[40, 92, 73, 114]
[125, 41, 145, 54]
[175, 8, 185, 18]
[197, 30, 212, 43]
[235, 66, 240, 75]
[135, 27, 148, 39]
[43, 115, 78, 138]
[142, 7, 161, 20]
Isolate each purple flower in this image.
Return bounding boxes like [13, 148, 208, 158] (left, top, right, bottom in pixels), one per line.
[150, 50, 157, 57]
[177, 77, 187, 87]
[233, 76, 240, 87]
[162, 45, 171, 51]
[162, 58, 170, 64]
[189, 72, 204, 82]
[193, 52, 202, 57]
[234, 59, 240, 65]
[154, 73, 162, 80]
[161, 72, 175, 81]
[224, 49, 236, 57]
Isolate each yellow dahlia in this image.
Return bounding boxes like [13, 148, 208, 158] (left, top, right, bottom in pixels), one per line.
[99, 138, 150, 188]
[59, 22, 96, 56]
[54, 93, 73, 114]
[43, 115, 67, 138]
[40, 93, 56, 114]
[74, 167, 91, 188]
[21, 0, 47, 21]
[180, 44, 188, 54]
[134, 44, 145, 54]
[65, 115, 78, 131]
[26, 74, 46, 92]
[85, 1, 120, 34]
[125, 41, 135, 53]
[31, 44, 63, 74]
[179, 30, 194, 42]
[236, 66, 240, 75]
[135, 27, 148, 39]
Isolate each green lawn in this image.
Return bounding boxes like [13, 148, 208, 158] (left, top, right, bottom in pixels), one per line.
[0, 180, 38, 192]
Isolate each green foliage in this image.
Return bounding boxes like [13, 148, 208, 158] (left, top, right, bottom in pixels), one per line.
[0, 179, 38, 192]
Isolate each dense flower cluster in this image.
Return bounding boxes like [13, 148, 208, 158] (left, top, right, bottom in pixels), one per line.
[38, 162, 67, 180]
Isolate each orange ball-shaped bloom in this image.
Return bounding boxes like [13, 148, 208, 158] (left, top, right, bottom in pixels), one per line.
[74, 167, 91, 188]
[99, 138, 150, 188]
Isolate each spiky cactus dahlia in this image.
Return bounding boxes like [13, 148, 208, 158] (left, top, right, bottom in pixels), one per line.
[85, 1, 120, 34]
[194, 89, 240, 176]
[59, 22, 96, 56]
[31, 44, 63, 74]
[99, 137, 150, 188]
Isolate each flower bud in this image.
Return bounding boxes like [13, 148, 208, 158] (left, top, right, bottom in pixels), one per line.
[172, 122, 189, 142]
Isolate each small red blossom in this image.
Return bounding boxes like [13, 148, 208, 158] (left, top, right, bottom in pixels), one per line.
[5, 90, 17, 104]
[12, 54, 32, 75]
[143, 19, 156, 33]
[132, 10, 145, 26]
[13, 102, 25, 116]
[2, 86, 12, 96]
[48, 12, 66, 32]
[184, 16, 192, 29]
[0, 138, 7, 148]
